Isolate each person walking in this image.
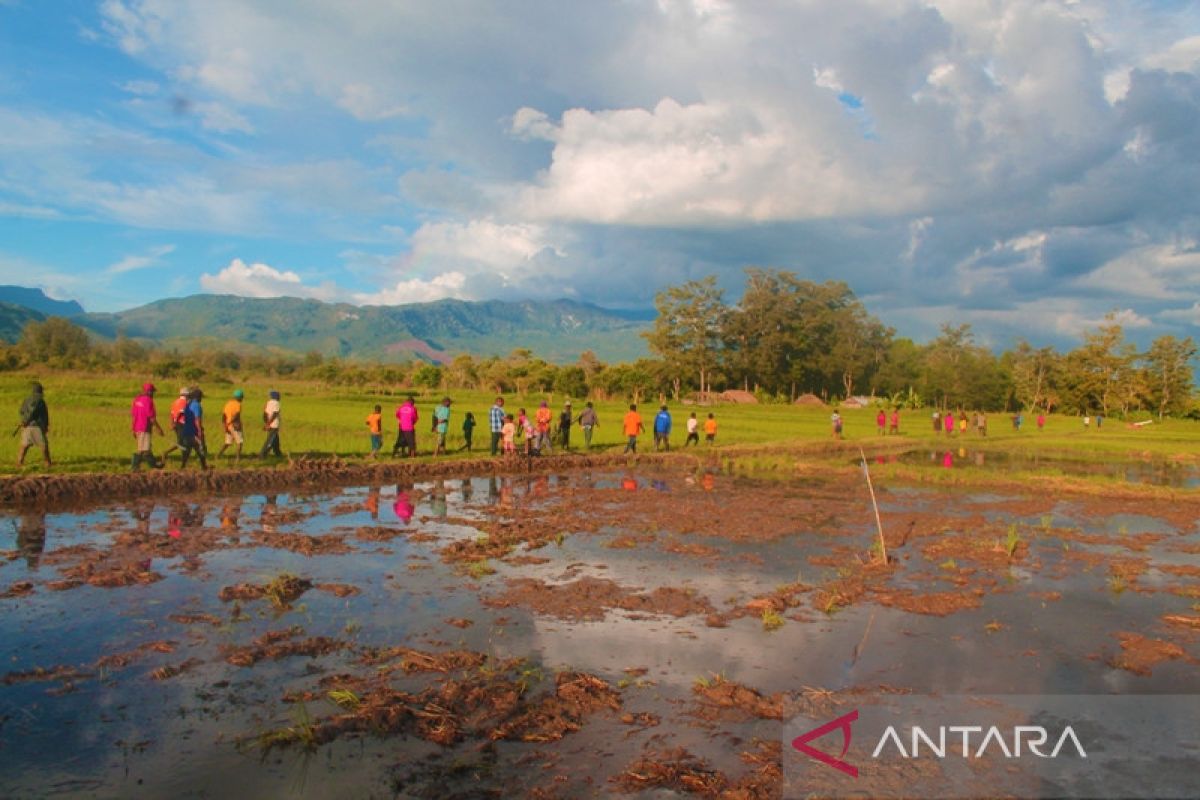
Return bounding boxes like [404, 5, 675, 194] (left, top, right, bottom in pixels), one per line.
[653, 404, 672, 451]
[557, 401, 573, 450]
[535, 401, 553, 454]
[432, 397, 452, 456]
[160, 387, 190, 462]
[876, 409, 886, 435]
[944, 411, 955, 437]
[130, 382, 164, 470]
[218, 389, 245, 462]
[889, 408, 900, 435]
[16, 381, 51, 468]
[831, 411, 843, 440]
[488, 397, 505, 456]
[178, 387, 208, 470]
[622, 404, 643, 453]
[932, 409, 941, 434]
[704, 412, 717, 444]
[577, 401, 598, 449]
[461, 411, 476, 452]
[260, 390, 283, 459]
[366, 404, 383, 459]
[392, 396, 418, 457]
[684, 412, 700, 446]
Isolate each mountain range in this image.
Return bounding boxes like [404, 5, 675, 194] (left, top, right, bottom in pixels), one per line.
[0, 288, 653, 364]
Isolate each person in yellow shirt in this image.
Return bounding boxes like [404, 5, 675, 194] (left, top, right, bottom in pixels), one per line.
[704, 413, 717, 445]
[217, 389, 244, 462]
[366, 404, 383, 459]
[622, 403, 644, 453]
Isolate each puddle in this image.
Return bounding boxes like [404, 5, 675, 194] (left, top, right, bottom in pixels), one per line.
[1, 469, 1198, 796]
[874, 449, 1200, 488]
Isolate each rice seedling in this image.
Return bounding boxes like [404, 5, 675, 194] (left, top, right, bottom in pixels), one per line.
[760, 608, 785, 631]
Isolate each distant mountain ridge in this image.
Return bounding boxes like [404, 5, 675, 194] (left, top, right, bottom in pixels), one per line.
[0, 286, 84, 317]
[71, 294, 653, 363]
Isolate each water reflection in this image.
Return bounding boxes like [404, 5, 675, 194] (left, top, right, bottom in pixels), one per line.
[16, 513, 45, 569]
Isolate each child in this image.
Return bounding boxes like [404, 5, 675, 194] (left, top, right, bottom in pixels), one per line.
[520, 408, 536, 455]
[704, 412, 717, 445]
[685, 412, 700, 446]
[366, 404, 382, 459]
[462, 411, 476, 451]
[502, 413, 517, 456]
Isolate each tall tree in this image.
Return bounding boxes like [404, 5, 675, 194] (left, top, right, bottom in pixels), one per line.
[1143, 335, 1196, 420]
[1063, 315, 1136, 415]
[1008, 341, 1061, 413]
[644, 276, 728, 398]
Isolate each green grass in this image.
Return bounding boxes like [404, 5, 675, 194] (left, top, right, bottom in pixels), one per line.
[2, 371, 1200, 475]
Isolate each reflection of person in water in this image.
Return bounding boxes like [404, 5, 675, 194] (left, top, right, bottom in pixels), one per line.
[17, 512, 46, 569]
[460, 478, 474, 503]
[393, 484, 415, 524]
[261, 495, 278, 533]
[430, 480, 448, 518]
[487, 476, 499, 504]
[364, 485, 380, 519]
[131, 500, 154, 536]
[499, 477, 513, 509]
[942, 451, 953, 469]
[220, 500, 242, 531]
[702, 472, 715, 492]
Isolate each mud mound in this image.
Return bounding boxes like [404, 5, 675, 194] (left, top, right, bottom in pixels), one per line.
[719, 390, 758, 404]
[484, 576, 715, 621]
[691, 677, 783, 720]
[794, 393, 826, 407]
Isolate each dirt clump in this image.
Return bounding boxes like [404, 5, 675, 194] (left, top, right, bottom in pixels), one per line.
[612, 747, 728, 795]
[691, 676, 783, 721]
[94, 640, 175, 670]
[315, 583, 361, 597]
[151, 658, 203, 681]
[218, 574, 313, 606]
[253, 531, 352, 556]
[168, 612, 224, 626]
[1, 581, 34, 598]
[1110, 632, 1190, 675]
[485, 576, 714, 621]
[223, 627, 346, 667]
[360, 646, 488, 674]
[491, 671, 621, 743]
[873, 589, 983, 616]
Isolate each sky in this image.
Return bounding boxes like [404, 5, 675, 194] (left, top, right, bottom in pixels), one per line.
[2, 0, 1200, 350]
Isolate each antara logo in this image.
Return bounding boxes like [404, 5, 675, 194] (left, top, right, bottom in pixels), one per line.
[791, 709, 1087, 776]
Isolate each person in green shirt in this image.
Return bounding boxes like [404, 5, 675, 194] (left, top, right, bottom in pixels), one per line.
[16, 381, 51, 468]
[433, 397, 452, 456]
[461, 411, 476, 452]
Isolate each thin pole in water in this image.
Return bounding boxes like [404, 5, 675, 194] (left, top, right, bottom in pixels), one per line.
[859, 447, 887, 564]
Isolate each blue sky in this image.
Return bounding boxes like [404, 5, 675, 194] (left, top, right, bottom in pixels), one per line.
[2, 1, 1200, 350]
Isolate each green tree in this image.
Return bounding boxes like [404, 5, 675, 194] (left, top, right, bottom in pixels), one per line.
[644, 276, 728, 398]
[19, 317, 92, 365]
[1063, 315, 1136, 415]
[1143, 335, 1196, 420]
[1008, 341, 1061, 413]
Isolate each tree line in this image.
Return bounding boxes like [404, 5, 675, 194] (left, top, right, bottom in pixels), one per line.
[4, 271, 1197, 419]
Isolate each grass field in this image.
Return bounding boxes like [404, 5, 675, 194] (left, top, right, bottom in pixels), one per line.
[0, 372, 1198, 474]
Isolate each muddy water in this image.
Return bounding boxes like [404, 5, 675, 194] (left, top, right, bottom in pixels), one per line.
[1, 469, 1198, 798]
[884, 448, 1200, 488]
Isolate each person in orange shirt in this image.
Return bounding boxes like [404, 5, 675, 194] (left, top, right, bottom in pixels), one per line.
[366, 404, 383, 459]
[534, 401, 553, 454]
[160, 387, 190, 462]
[704, 412, 717, 445]
[622, 403, 644, 453]
[217, 389, 245, 462]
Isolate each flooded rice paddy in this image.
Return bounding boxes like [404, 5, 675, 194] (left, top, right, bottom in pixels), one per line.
[1, 463, 1199, 798]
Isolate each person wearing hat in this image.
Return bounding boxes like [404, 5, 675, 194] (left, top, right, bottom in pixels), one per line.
[16, 381, 51, 468]
[432, 396, 452, 456]
[218, 389, 245, 462]
[130, 382, 165, 470]
[178, 387, 208, 470]
[557, 401, 574, 450]
[160, 386, 191, 463]
[260, 390, 282, 458]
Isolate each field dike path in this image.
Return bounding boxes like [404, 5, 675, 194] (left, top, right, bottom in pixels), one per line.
[0, 451, 711, 508]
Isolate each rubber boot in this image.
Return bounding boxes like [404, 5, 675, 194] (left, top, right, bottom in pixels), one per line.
[132, 452, 141, 471]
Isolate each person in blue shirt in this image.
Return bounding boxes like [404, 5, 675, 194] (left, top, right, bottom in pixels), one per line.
[179, 387, 208, 470]
[653, 404, 672, 452]
[488, 397, 505, 456]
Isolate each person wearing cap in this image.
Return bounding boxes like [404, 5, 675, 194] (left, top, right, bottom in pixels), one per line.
[576, 401, 599, 449]
[160, 386, 190, 462]
[653, 404, 672, 451]
[178, 387, 208, 470]
[534, 400, 553, 454]
[16, 381, 51, 468]
[557, 401, 574, 450]
[130, 382, 165, 470]
[432, 396, 452, 456]
[218, 389, 245, 462]
[260, 390, 282, 458]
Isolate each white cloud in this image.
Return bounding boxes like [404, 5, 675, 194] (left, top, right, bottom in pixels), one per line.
[193, 101, 253, 133]
[1081, 242, 1200, 300]
[199, 258, 341, 300]
[107, 243, 175, 274]
[359, 271, 468, 305]
[337, 83, 406, 121]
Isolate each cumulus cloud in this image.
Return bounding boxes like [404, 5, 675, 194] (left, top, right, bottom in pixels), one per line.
[360, 271, 468, 305]
[199, 258, 342, 300]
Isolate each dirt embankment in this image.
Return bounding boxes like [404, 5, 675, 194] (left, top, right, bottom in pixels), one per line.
[0, 452, 694, 509]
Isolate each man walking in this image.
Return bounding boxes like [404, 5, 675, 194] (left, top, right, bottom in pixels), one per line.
[557, 401, 573, 450]
[260, 390, 282, 459]
[535, 401, 553, 454]
[489, 396, 505, 456]
[130, 382, 164, 470]
[178, 387, 208, 470]
[622, 403, 643, 453]
[393, 396, 418, 457]
[653, 404, 672, 451]
[16, 381, 51, 468]
[433, 397, 452, 456]
[577, 401, 598, 449]
[218, 389, 245, 461]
